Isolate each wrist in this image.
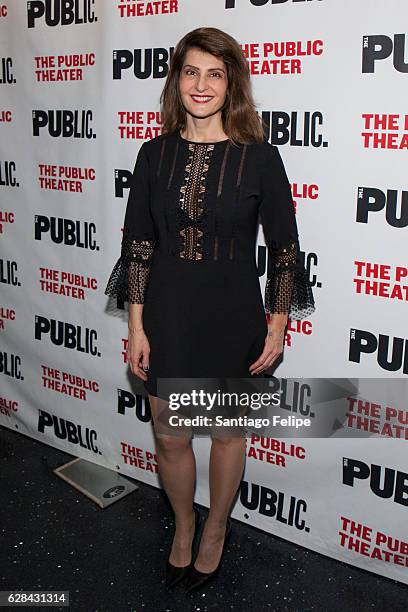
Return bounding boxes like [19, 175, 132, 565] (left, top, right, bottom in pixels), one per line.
[267, 327, 285, 338]
[128, 324, 144, 333]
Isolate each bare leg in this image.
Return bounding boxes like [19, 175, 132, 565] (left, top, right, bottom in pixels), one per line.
[148, 393, 196, 567]
[193, 435, 246, 572]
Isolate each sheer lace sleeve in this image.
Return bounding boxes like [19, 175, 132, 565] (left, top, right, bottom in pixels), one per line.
[104, 142, 156, 306]
[259, 143, 315, 320]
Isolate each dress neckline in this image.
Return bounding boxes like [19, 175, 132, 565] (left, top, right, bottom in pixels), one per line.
[177, 128, 229, 145]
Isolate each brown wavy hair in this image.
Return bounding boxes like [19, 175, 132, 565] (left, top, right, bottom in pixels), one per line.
[160, 27, 266, 146]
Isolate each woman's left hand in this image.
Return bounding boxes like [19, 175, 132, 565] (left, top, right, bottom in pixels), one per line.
[249, 324, 286, 375]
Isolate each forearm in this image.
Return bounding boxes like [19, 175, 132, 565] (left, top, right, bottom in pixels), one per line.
[128, 303, 144, 331]
[267, 312, 288, 332]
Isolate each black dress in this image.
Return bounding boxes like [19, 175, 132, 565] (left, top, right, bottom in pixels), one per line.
[104, 128, 315, 403]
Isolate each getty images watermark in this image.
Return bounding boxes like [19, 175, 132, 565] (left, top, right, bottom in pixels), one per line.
[166, 388, 311, 430]
[154, 377, 408, 439]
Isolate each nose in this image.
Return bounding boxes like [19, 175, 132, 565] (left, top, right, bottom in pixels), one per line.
[195, 73, 209, 92]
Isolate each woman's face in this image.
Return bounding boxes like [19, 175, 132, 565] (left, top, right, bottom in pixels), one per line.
[179, 47, 228, 120]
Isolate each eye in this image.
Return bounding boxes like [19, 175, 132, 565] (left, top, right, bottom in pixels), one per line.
[211, 72, 222, 78]
[185, 68, 196, 76]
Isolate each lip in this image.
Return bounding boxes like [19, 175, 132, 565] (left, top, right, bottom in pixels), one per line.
[190, 95, 214, 104]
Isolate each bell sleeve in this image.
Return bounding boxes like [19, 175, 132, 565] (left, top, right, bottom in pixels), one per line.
[259, 143, 315, 321]
[104, 142, 156, 306]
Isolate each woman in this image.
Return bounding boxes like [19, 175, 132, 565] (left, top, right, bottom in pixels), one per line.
[105, 27, 315, 593]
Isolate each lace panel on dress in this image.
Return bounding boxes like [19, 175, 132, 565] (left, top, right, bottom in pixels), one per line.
[104, 228, 155, 304]
[265, 240, 315, 320]
[177, 143, 214, 260]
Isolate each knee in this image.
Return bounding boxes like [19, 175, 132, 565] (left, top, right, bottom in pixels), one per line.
[211, 434, 246, 448]
[155, 433, 192, 455]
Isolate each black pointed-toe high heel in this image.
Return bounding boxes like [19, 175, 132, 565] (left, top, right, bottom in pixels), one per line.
[184, 517, 232, 593]
[165, 506, 201, 589]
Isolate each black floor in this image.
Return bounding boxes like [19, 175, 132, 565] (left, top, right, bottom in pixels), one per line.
[1, 424, 407, 612]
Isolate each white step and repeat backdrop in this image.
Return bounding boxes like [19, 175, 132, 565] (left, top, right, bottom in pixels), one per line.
[1, 0, 408, 585]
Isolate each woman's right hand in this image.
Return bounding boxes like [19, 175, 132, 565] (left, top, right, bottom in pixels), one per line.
[127, 327, 150, 381]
